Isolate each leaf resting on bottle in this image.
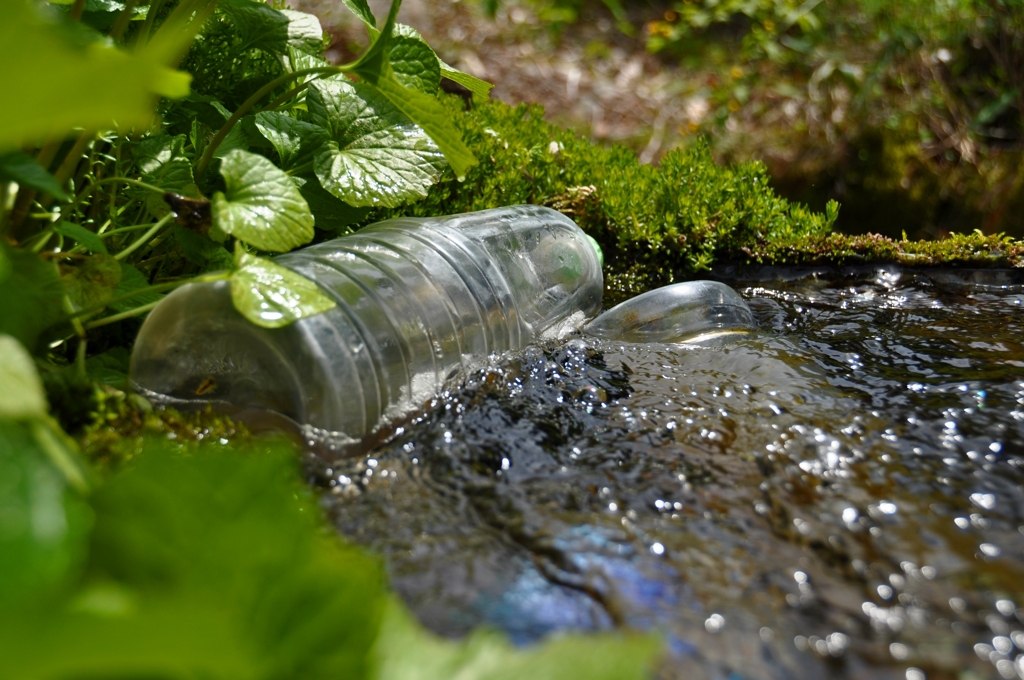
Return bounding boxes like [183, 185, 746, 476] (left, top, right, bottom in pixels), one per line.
[212, 149, 314, 252]
[230, 249, 335, 328]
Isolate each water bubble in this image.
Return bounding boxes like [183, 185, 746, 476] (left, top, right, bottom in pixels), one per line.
[981, 543, 1002, 557]
[890, 642, 909, 660]
[704, 613, 725, 633]
[650, 542, 665, 555]
[906, 668, 925, 680]
[997, 600, 1016, 616]
[971, 493, 997, 510]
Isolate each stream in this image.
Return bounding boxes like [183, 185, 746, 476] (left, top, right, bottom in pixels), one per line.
[312, 266, 1024, 680]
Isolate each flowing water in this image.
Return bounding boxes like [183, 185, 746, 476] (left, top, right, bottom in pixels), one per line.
[312, 267, 1024, 680]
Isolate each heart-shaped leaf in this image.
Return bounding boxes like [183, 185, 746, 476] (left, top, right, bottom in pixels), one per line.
[212, 149, 314, 252]
[254, 111, 328, 171]
[307, 78, 446, 208]
[0, 243, 65, 352]
[230, 248, 335, 328]
[389, 34, 441, 94]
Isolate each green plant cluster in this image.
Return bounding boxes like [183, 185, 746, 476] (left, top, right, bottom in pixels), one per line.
[0, 380, 659, 679]
[641, 0, 1024, 236]
[364, 97, 1023, 288]
[0, 1, 660, 677]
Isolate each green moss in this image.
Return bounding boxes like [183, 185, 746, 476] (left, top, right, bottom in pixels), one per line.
[362, 97, 1022, 291]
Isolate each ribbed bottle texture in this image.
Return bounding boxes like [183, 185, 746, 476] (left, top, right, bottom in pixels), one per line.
[130, 205, 604, 445]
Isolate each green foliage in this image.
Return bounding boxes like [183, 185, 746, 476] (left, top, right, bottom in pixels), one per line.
[213, 149, 315, 251]
[640, 0, 1024, 235]
[374, 598, 660, 680]
[366, 97, 837, 288]
[0, 0, 193, 153]
[231, 245, 337, 328]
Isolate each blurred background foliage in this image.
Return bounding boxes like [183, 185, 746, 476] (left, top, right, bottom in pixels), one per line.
[469, 0, 1024, 238]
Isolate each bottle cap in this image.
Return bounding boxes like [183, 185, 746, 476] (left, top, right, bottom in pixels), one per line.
[584, 233, 604, 269]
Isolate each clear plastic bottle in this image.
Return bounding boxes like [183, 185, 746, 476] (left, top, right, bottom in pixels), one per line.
[583, 280, 756, 344]
[130, 205, 604, 445]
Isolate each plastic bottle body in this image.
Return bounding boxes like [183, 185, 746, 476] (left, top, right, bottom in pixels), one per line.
[130, 205, 604, 444]
[583, 280, 756, 344]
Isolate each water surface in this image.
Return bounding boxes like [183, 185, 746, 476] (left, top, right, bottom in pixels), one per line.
[315, 267, 1024, 680]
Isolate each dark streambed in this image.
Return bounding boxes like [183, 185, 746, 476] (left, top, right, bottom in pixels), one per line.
[311, 267, 1024, 680]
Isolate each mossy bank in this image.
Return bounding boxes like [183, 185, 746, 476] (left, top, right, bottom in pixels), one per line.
[361, 97, 1024, 293]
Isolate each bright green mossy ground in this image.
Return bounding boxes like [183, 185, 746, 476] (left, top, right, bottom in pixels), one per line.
[360, 97, 1024, 292]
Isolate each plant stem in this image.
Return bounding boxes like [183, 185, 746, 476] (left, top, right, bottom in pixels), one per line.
[134, 0, 168, 48]
[70, 0, 87, 21]
[83, 300, 162, 330]
[194, 66, 345, 179]
[67, 177, 166, 216]
[109, 0, 140, 42]
[70, 271, 230, 320]
[115, 213, 174, 261]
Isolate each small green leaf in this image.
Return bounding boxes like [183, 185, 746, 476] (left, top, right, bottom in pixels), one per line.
[0, 242, 65, 352]
[220, 0, 290, 54]
[292, 175, 370, 233]
[85, 347, 130, 388]
[340, 0, 377, 28]
[62, 253, 122, 313]
[53, 222, 107, 254]
[134, 134, 197, 217]
[0, 335, 47, 420]
[389, 35, 441, 94]
[254, 111, 329, 171]
[439, 61, 493, 101]
[307, 79, 447, 208]
[0, 151, 69, 200]
[173, 225, 234, 272]
[108, 263, 162, 314]
[213, 149, 314, 252]
[230, 247, 335, 328]
[281, 9, 325, 55]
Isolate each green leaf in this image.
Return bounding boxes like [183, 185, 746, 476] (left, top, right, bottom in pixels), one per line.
[389, 34, 441, 94]
[53, 222, 107, 254]
[230, 247, 335, 328]
[0, 335, 48, 420]
[360, 74, 478, 181]
[340, 0, 377, 28]
[213, 149, 314, 252]
[172, 225, 234, 271]
[347, 1, 477, 179]
[0, 419, 92, 607]
[281, 9, 326, 55]
[293, 175, 370, 233]
[62, 253, 122, 313]
[0, 151, 69, 200]
[0, 0, 191, 153]
[307, 79, 447, 208]
[108, 263, 162, 314]
[0, 242, 65, 352]
[85, 347, 130, 388]
[134, 134, 198, 217]
[390, 24, 490, 99]
[254, 111, 329, 171]
[0, 441, 385, 679]
[439, 61, 493, 101]
[373, 598, 661, 680]
[220, 0, 290, 54]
